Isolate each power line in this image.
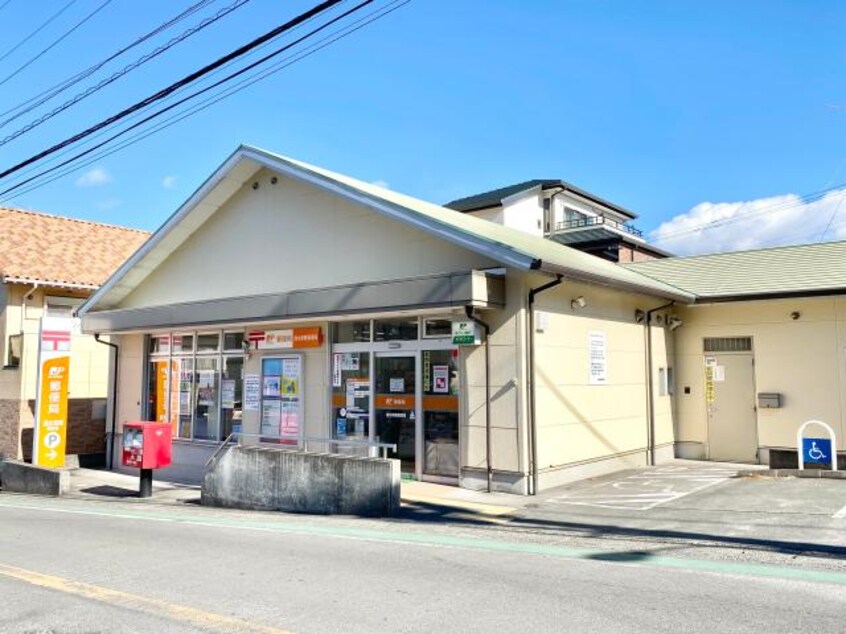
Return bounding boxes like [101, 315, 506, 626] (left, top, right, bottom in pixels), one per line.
[0, 0, 351, 185]
[0, 0, 216, 127]
[0, 2, 342, 188]
[0, 0, 15, 14]
[0, 0, 114, 89]
[0, 0, 409, 203]
[0, 0, 79, 66]
[0, 0, 253, 147]
[652, 183, 846, 244]
[0, 0, 379, 198]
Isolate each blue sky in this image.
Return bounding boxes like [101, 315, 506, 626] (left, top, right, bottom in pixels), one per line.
[0, 0, 843, 255]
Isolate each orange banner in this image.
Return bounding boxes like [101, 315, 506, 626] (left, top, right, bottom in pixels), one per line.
[155, 360, 169, 423]
[293, 327, 323, 348]
[34, 355, 70, 469]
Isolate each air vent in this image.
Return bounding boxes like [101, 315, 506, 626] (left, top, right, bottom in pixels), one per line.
[703, 337, 752, 353]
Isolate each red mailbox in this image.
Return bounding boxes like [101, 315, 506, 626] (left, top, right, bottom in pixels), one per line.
[122, 422, 172, 470]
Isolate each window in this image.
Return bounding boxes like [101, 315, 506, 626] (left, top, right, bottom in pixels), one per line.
[333, 321, 371, 343]
[196, 332, 220, 353]
[6, 334, 22, 367]
[373, 318, 418, 341]
[223, 331, 245, 352]
[423, 318, 453, 338]
[145, 331, 244, 442]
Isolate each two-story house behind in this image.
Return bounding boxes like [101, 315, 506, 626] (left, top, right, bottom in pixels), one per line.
[445, 179, 669, 263]
[0, 207, 148, 464]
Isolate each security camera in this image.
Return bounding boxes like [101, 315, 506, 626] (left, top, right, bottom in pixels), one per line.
[667, 316, 683, 331]
[571, 296, 586, 309]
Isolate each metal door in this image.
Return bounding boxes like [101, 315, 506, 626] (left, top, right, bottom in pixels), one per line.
[705, 351, 758, 463]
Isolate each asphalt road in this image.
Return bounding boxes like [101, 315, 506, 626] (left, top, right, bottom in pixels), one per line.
[1, 492, 845, 634]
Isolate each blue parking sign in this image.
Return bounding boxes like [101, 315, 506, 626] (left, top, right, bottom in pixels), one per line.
[802, 437, 832, 465]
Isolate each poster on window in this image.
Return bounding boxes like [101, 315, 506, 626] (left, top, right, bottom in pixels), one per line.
[221, 379, 236, 409]
[261, 400, 282, 437]
[280, 400, 300, 437]
[244, 374, 261, 411]
[263, 376, 281, 398]
[332, 353, 342, 387]
[588, 331, 607, 384]
[198, 371, 216, 406]
[340, 353, 359, 371]
[432, 365, 449, 394]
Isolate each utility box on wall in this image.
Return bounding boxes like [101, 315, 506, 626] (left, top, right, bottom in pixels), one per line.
[122, 422, 172, 469]
[757, 393, 782, 409]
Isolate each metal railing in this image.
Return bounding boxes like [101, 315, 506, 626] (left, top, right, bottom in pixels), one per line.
[553, 215, 643, 238]
[205, 432, 398, 468]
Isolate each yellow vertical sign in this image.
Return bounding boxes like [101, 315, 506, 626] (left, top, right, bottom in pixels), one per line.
[33, 318, 72, 469]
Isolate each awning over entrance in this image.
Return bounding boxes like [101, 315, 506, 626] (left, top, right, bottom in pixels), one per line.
[80, 269, 504, 333]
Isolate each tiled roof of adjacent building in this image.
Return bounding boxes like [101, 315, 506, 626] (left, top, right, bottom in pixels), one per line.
[444, 178, 637, 219]
[625, 240, 846, 300]
[0, 206, 150, 289]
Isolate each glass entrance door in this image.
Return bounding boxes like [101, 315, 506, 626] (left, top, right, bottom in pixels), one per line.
[375, 354, 417, 474]
[422, 349, 459, 478]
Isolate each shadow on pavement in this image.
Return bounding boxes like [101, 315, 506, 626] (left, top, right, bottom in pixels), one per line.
[393, 499, 846, 562]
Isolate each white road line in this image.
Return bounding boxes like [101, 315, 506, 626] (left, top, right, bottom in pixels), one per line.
[833, 504, 846, 519]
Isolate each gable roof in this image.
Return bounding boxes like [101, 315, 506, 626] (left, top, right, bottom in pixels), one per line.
[444, 178, 637, 219]
[79, 145, 692, 315]
[0, 207, 149, 289]
[625, 240, 846, 301]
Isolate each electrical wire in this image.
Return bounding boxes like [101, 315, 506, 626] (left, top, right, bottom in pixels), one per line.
[0, 0, 410, 203]
[0, 0, 346, 188]
[0, 0, 216, 127]
[0, 0, 378, 199]
[0, 0, 15, 14]
[0, 0, 350, 185]
[0, 0, 253, 146]
[0, 0, 114, 89]
[653, 183, 846, 244]
[0, 0, 78, 66]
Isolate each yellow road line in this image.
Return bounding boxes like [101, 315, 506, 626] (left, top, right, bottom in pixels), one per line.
[0, 563, 294, 634]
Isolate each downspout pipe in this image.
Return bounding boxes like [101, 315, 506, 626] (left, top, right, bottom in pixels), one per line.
[465, 306, 492, 492]
[644, 302, 674, 466]
[527, 274, 563, 495]
[94, 334, 119, 470]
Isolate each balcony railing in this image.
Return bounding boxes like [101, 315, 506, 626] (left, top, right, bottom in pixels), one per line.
[553, 215, 643, 238]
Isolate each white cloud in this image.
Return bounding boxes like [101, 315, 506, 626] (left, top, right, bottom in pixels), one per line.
[162, 175, 177, 189]
[650, 188, 846, 256]
[371, 179, 390, 189]
[75, 167, 112, 187]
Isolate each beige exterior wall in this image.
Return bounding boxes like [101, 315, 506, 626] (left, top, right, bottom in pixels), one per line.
[0, 283, 111, 459]
[674, 296, 846, 457]
[121, 169, 496, 309]
[462, 269, 527, 484]
[530, 275, 674, 482]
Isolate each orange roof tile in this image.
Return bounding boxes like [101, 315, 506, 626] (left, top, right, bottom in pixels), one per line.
[0, 206, 150, 289]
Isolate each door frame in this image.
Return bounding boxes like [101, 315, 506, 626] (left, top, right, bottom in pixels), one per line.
[374, 350, 422, 479]
[704, 350, 759, 463]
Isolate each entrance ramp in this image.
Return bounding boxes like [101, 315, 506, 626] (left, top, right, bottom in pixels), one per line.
[202, 445, 400, 516]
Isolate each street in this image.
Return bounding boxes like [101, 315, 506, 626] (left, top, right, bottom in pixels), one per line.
[2, 471, 846, 634]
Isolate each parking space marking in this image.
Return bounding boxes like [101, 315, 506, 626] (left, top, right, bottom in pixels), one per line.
[547, 466, 736, 511]
[833, 504, 846, 519]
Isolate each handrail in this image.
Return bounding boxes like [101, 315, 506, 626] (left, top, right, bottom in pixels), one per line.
[554, 215, 643, 238]
[205, 431, 398, 467]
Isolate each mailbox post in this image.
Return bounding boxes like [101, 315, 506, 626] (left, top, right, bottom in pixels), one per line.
[122, 422, 172, 497]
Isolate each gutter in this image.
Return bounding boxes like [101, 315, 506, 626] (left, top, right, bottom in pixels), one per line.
[644, 302, 674, 466]
[526, 274, 563, 495]
[94, 334, 119, 470]
[465, 306, 492, 492]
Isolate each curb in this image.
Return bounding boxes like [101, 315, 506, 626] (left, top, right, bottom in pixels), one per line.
[738, 469, 846, 480]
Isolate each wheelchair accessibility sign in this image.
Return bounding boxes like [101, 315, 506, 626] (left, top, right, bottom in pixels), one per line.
[796, 420, 838, 471]
[802, 438, 832, 465]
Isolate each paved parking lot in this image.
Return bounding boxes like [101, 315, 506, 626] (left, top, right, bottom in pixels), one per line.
[514, 462, 846, 568]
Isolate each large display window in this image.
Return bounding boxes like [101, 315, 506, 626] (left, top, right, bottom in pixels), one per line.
[145, 331, 244, 442]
